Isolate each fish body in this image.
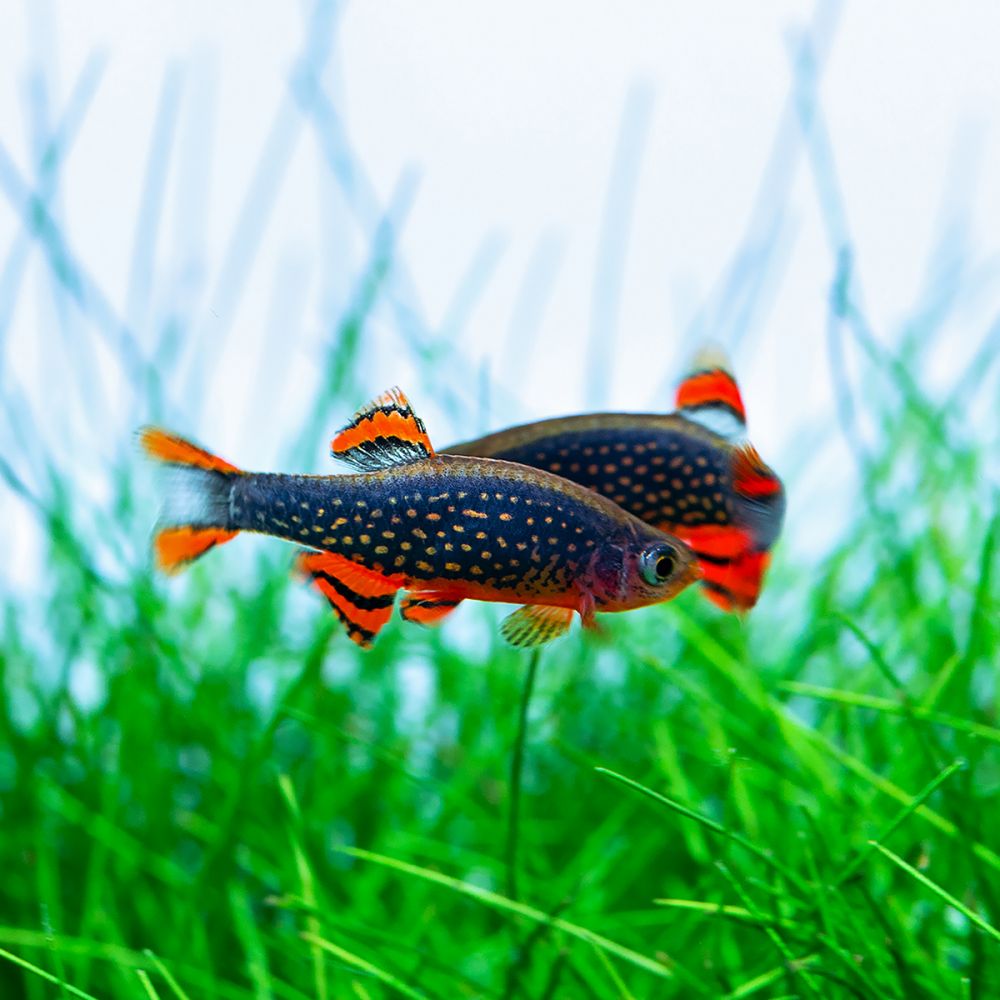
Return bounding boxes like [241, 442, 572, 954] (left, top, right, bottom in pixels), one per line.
[231, 457, 690, 615]
[447, 352, 784, 611]
[141, 389, 699, 647]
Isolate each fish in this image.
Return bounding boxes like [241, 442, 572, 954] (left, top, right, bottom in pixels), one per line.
[447, 349, 784, 612]
[140, 387, 700, 649]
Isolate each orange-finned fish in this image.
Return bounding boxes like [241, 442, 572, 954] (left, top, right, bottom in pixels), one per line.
[140, 388, 699, 648]
[447, 349, 785, 612]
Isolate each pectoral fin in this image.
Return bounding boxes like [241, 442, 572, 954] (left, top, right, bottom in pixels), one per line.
[500, 604, 574, 648]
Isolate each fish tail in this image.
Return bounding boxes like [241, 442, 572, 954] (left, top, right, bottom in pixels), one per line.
[138, 427, 243, 573]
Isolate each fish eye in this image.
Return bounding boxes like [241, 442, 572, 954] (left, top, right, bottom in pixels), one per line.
[641, 544, 678, 585]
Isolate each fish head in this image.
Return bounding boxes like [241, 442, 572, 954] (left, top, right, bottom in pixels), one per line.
[586, 525, 700, 612]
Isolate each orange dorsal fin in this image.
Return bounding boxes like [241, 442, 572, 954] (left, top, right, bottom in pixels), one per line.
[139, 427, 242, 474]
[399, 593, 464, 626]
[732, 443, 782, 500]
[155, 527, 238, 574]
[675, 346, 747, 440]
[499, 604, 574, 648]
[297, 550, 403, 648]
[331, 387, 435, 471]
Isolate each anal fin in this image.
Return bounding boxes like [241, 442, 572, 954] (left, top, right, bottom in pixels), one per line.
[676, 525, 765, 613]
[699, 549, 770, 613]
[500, 604, 574, 648]
[400, 593, 464, 627]
[297, 550, 402, 648]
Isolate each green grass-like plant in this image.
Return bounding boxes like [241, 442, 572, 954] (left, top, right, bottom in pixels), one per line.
[1, 321, 997, 999]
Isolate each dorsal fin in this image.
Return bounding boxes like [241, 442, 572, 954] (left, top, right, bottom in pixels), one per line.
[331, 387, 435, 471]
[675, 346, 747, 441]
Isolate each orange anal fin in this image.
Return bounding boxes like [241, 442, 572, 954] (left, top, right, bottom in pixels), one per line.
[155, 527, 237, 574]
[500, 604, 574, 648]
[297, 550, 403, 648]
[698, 550, 770, 613]
[399, 593, 464, 627]
[331, 387, 435, 471]
[676, 526, 769, 613]
[139, 427, 241, 474]
[700, 581, 737, 612]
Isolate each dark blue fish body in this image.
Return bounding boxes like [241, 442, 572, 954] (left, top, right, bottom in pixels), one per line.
[141, 389, 699, 647]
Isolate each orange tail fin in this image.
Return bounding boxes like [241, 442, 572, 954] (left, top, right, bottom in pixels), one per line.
[154, 527, 239, 574]
[139, 426, 243, 573]
[139, 427, 241, 474]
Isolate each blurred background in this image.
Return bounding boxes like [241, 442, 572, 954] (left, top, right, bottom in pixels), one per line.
[1, 2, 999, 997]
[2, 0, 998, 586]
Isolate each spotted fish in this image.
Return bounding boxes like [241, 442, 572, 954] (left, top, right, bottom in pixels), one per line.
[140, 388, 699, 648]
[447, 350, 784, 612]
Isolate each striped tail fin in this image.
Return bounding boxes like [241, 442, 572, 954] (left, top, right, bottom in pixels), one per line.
[139, 427, 242, 573]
